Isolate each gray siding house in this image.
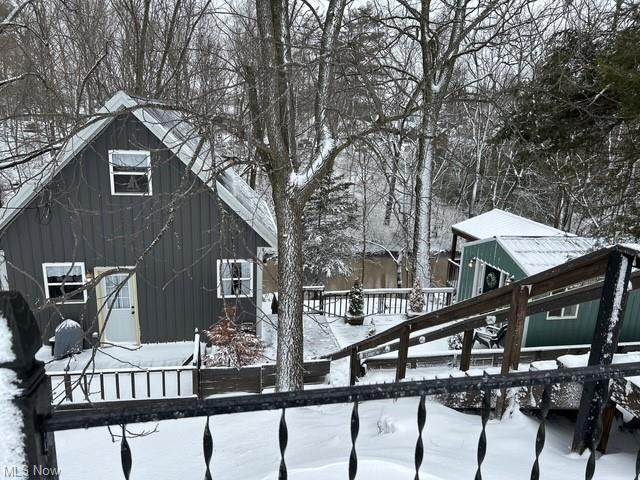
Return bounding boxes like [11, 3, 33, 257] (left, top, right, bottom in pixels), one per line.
[0, 91, 277, 345]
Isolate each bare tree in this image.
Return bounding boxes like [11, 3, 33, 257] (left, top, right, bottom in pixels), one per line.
[380, 0, 535, 287]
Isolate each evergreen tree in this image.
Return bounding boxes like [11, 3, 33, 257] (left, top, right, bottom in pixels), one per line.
[348, 279, 364, 317]
[303, 173, 358, 284]
[496, 23, 640, 240]
[409, 279, 425, 313]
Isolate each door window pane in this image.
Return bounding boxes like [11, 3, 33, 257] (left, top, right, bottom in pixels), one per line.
[105, 274, 131, 309]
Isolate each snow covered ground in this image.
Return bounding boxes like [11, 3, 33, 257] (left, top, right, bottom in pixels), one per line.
[261, 305, 450, 361]
[260, 313, 341, 361]
[54, 394, 639, 479]
[42, 310, 640, 479]
[37, 341, 193, 371]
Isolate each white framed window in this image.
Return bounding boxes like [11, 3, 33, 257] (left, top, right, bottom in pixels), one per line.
[471, 259, 510, 297]
[217, 259, 253, 298]
[42, 262, 87, 303]
[546, 288, 580, 320]
[108, 150, 152, 196]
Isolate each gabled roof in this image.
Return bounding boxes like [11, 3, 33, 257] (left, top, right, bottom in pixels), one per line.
[0, 91, 277, 248]
[452, 208, 572, 241]
[496, 236, 597, 276]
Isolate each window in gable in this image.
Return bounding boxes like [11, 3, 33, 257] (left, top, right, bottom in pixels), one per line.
[109, 150, 152, 195]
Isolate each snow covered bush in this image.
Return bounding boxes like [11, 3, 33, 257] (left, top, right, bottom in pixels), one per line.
[408, 279, 425, 313]
[348, 279, 364, 316]
[447, 332, 464, 350]
[202, 318, 264, 368]
[377, 415, 396, 435]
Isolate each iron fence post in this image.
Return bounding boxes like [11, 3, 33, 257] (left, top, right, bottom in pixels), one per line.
[0, 292, 58, 479]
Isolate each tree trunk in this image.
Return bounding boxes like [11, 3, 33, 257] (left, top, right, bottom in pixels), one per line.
[274, 193, 305, 391]
[413, 117, 435, 288]
[469, 148, 482, 217]
[134, 0, 151, 96]
[384, 135, 403, 225]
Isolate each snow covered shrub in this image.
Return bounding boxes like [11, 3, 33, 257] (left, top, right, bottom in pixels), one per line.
[377, 415, 396, 435]
[409, 279, 425, 313]
[202, 318, 264, 368]
[447, 332, 464, 350]
[348, 279, 364, 316]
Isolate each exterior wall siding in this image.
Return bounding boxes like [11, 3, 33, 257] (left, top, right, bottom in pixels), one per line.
[0, 113, 268, 343]
[525, 291, 640, 347]
[457, 238, 640, 348]
[457, 239, 526, 301]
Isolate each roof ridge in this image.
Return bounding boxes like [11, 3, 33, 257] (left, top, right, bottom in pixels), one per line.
[498, 209, 568, 233]
[0, 91, 277, 248]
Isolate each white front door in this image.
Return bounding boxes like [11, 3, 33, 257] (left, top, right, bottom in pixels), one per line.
[95, 268, 140, 344]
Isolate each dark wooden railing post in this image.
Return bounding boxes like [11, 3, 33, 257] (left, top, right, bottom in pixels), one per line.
[500, 286, 529, 374]
[319, 286, 325, 314]
[509, 286, 530, 370]
[459, 330, 474, 372]
[63, 371, 73, 401]
[395, 326, 410, 382]
[572, 249, 634, 454]
[349, 347, 360, 386]
[496, 285, 529, 416]
[0, 292, 58, 478]
[597, 400, 617, 453]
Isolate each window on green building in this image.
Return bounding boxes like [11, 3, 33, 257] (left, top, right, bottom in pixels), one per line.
[546, 288, 579, 320]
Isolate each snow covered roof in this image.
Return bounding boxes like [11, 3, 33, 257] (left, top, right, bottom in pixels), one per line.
[0, 91, 277, 247]
[496, 236, 597, 276]
[452, 208, 573, 241]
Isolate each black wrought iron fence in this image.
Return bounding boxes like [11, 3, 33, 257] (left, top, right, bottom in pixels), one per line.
[42, 361, 640, 480]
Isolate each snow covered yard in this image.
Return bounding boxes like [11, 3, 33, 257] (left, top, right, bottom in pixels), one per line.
[259, 301, 450, 362]
[327, 313, 450, 354]
[38, 342, 194, 371]
[54, 396, 639, 479]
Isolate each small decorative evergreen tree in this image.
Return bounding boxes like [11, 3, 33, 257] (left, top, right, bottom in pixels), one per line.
[348, 278, 364, 317]
[202, 318, 265, 368]
[409, 279, 425, 313]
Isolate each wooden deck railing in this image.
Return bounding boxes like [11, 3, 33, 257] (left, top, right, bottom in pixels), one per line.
[302, 285, 454, 316]
[324, 245, 640, 384]
[47, 329, 330, 406]
[323, 244, 639, 453]
[447, 258, 460, 289]
[48, 365, 196, 404]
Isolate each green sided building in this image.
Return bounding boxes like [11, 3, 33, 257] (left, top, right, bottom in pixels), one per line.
[451, 213, 640, 347]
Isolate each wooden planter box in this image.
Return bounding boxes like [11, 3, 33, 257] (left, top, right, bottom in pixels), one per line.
[198, 360, 331, 398]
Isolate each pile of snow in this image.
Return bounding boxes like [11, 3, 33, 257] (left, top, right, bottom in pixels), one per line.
[0, 315, 26, 470]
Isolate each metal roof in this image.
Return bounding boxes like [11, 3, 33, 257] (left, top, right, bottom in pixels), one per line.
[496, 236, 598, 276]
[0, 91, 277, 248]
[452, 208, 573, 241]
